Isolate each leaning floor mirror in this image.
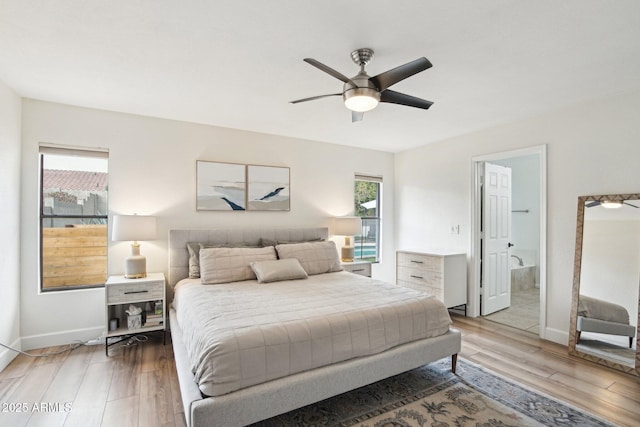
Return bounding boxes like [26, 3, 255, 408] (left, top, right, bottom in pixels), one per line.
[569, 193, 640, 375]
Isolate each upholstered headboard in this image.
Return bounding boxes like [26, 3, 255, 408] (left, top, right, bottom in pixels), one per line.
[168, 227, 329, 287]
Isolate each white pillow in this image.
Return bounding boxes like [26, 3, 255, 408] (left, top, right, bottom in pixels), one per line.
[200, 246, 277, 284]
[250, 258, 308, 283]
[275, 241, 343, 276]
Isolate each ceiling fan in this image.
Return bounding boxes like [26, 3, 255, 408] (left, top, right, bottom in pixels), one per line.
[586, 200, 639, 209]
[290, 48, 434, 122]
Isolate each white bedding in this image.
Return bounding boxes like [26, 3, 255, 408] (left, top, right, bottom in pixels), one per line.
[173, 271, 452, 397]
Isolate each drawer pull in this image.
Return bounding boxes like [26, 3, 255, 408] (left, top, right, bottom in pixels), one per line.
[124, 290, 149, 295]
[410, 260, 423, 264]
[410, 275, 424, 279]
[352, 268, 365, 272]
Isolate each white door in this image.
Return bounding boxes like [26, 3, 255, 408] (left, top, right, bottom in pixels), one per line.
[481, 162, 512, 315]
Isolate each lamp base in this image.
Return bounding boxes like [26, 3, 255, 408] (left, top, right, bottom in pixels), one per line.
[124, 255, 147, 279]
[341, 246, 355, 262]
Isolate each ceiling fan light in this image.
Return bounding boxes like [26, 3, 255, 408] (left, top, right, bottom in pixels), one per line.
[343, 87, 380, 112]
[601, 200, 623, 209]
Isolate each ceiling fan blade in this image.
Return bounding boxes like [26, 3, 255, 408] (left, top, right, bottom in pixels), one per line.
[380, 89, 433, 110]
[352, 111, 364, 122]
[290, 93, 342, 104]
[585, 201, 601, 208]
[624, 202, 639, 208]
[370, 57, 432, 91]
[304, 58, 356, 86]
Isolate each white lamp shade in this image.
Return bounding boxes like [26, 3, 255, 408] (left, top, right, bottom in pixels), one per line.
[332, 216, 362, 236]
[112, 215, 157, 242]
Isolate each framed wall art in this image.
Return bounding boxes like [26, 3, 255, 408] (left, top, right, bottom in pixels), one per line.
[247, 165, 290, 211]
[196, 161, 246, 211]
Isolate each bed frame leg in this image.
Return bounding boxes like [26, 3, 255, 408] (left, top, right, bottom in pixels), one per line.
[451, 353, 458, 373]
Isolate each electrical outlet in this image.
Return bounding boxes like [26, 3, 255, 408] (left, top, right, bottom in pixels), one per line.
[450, 225, 460, 235]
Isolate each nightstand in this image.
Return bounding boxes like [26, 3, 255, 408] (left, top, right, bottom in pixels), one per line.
[341, 260, 372, 277]
[104, 272, 166, 356]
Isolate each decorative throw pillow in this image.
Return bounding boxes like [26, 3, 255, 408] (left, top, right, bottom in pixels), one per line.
[275, 241, 343, 276]
[200, 246, 277, 284]
[250, 258, 309, 283]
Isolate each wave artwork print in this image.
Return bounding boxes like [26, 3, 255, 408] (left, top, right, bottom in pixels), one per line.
[196, 161, 246, 211]
[247, 165, 290, 211]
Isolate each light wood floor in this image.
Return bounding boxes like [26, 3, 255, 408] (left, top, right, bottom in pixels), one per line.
[1, 316, 639, 427]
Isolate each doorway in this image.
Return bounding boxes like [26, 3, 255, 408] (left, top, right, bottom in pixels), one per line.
[469, 145, 547, 338]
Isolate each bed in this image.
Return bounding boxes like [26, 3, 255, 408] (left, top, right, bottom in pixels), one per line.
[168, 227, 461, 427]
[577, 294, 636, 348]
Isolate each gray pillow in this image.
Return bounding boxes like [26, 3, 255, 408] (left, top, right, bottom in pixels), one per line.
[260, 237, 323, 248]
[200, 246, 277, 284]
[186, 241, 260, 278]
[275, 241, 343, 276]
[250, 258, 308, 283]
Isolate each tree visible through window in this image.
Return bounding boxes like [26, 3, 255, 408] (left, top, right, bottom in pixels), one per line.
[40, 145, 109, 291]
[354, 174, 382, 262]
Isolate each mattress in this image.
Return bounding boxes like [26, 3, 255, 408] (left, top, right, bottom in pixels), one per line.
[173, 271, 452, 397]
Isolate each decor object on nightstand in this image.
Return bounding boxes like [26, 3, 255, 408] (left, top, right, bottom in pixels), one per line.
[332, 216, 362, 262]
[125, 305, 143, 329]
[112, 214, 157, 278]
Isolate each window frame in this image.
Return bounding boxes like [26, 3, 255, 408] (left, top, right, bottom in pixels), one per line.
[39, 144, 109, 292]
[354, 174, 382, 263]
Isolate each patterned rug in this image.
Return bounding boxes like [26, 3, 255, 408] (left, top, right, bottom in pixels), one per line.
[252, 358, 616, 427]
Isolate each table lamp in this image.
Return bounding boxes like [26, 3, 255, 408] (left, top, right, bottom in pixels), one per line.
[332, 216, 362, 262]
[112, 214, 157, 278]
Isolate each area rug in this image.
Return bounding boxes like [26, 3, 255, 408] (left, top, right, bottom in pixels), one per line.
[251, 357, 616, 427]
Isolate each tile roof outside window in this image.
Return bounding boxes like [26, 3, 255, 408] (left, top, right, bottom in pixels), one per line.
[43, 170, 108, 192]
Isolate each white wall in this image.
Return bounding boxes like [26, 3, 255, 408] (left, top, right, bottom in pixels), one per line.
[395, 89, 640, 344]
[580, 220, 640, 325]
[0, 80, 22, 370]
[20, 99, 395, 349]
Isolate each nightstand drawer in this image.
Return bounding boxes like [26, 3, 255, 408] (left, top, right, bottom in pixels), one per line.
[107, 281, 164, 304]
[341, 262, 372, 277]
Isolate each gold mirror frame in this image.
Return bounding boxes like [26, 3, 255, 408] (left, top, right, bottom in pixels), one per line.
[569, 193, 640, 375]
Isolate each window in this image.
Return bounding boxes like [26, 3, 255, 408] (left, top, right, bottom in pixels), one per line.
[354, 174, 382, 262]
[40, 145, 109, 291]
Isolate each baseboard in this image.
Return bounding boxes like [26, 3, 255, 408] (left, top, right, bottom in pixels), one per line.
[543, 326, 569, 346]
[0, 337, 21, 372]
[20, 326, 104, 351]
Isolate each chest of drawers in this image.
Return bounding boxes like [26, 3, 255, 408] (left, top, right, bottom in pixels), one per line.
[396, 251, 467, 309]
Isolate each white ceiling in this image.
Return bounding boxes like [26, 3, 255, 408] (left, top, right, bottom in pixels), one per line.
[1, 1, 639, 153]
